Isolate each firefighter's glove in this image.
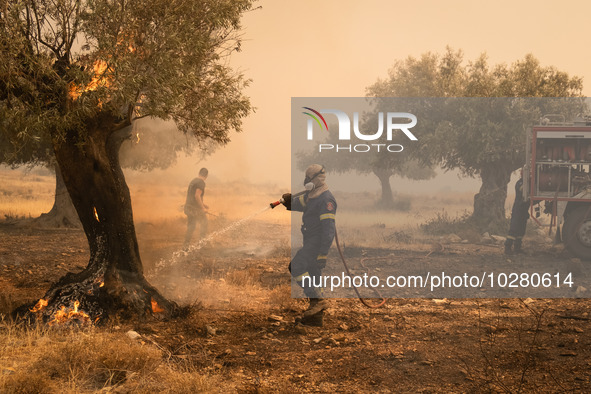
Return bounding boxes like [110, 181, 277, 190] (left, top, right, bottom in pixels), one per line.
[316, 255, 327, 269]
[281, 193, 291, 210]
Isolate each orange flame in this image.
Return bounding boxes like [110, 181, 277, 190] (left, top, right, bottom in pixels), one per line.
[136, 133, 140, 143]
[30, 298, 48, 313]
[151, 298, 165, 313]
[68, 60, 110, 101]
[99, 281, 104, 288]
[93, 207, 100, 222]
[48, 300, 91, 326]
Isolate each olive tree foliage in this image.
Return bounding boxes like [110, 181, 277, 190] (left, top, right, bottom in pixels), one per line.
[1, 0, 254, 320]
[367, 48, 585, 227]
[1, 0, 253, 144]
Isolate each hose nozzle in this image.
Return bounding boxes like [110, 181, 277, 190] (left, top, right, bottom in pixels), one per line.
[270, 198, 285, 209]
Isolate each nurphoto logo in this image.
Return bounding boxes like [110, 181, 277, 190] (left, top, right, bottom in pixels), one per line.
[302, 107, 417, 153]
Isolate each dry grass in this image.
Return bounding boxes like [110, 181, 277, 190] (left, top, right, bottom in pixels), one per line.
[0, 319, 222, 393]
[0, 168, 54, 219]
[335, 190, 476, 230]
[157, 269, 286, 312]
[267, 285, 298, 312]
[226, 267, 260, 287]
[0, 289, 20, 316]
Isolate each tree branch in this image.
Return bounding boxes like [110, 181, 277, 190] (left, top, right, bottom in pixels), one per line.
[65, 0, 82, 58]
[30, 0, 59, 55]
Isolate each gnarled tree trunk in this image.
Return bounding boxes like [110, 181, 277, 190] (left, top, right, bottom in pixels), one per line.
[34, 162, 81, 228]
[473, 164, 512, 228]
[16, 113, 177, 324]
[373, 168, 394, 208]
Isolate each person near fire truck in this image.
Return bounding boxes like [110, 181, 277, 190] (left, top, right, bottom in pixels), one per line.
[184, 167, 209, 248]
[281, 164, 336, 327]
[505, 172, 530, 255]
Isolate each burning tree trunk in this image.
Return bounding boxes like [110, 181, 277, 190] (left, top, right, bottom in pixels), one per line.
[15, 113, 177, 324]
[34, 163, 81, 228]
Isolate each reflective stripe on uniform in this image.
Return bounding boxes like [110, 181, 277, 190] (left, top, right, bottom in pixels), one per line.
[299, 195, 306, 208]
[319, 213, 335, 221]
[317, 255, 327, 260]
[506, 235, 515, 240]
[295, 272, 310, 282]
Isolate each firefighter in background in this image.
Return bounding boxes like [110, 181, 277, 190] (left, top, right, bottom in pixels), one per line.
[281, 164, 336, 327]
[184, 167, 209, 248]
[505, 172, 530, 254]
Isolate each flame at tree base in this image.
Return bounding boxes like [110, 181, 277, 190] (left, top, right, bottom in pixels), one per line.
[48, 301, 92, 326]
[16, 268, 179, 326]
[29, 298, 48, 313]
[151, 298, 165, 313]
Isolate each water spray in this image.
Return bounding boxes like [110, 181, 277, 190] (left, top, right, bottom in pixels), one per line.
[189, 205, 271, 251]
[152, 205, 272, 274]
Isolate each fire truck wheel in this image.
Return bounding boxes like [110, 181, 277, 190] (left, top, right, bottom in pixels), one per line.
[563, 205, 591, 261]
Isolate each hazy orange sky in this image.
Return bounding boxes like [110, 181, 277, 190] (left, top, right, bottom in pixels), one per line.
[172, 0, 591, 187]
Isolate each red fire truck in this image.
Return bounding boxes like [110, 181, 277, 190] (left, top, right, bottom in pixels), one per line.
[523, 116, 591, 260]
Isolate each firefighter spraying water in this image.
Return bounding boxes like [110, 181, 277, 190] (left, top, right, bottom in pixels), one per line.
[154, 164, 380, 326]
[272, 164, 337, 327]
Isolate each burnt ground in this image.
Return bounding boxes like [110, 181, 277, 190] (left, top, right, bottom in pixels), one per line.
[2, 219, 591, 392]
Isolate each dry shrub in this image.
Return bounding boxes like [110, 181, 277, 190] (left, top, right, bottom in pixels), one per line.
[1, 371, 57, 394]
[0, 321, 228, 393]
[0, 330, 162, 393]
[226, 267, 259, 287]
[267, 285, 296, 311]
[421, 209, 510, 240]
[130, 367, 220, 393]
[420, 210, 477, 240]
[29, 332, 162, 390]
[198, 258, 218, 276]
[93, 364, 220, 393]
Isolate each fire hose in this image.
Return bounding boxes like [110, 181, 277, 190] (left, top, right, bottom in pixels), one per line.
[334, 229, 387, 309]
[271, 192, 386, 309]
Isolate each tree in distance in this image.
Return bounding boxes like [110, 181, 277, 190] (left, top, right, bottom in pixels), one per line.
[1, 118, 195, 228]
[368, 48, 585, 227]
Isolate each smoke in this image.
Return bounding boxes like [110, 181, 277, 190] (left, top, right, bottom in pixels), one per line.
[140, 205, 291, 310]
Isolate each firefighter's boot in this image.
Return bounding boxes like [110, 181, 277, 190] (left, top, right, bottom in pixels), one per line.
[299, 310, 324, 327]
[504, 238, 514, 255]
[304, 298, 328, 317]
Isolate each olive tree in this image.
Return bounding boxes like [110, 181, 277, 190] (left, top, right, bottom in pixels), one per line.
[1, 0, 253, 321]
[368, 48, 584, 226]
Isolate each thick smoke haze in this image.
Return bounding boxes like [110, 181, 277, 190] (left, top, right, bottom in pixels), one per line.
[195, 0, 591, 187]
[3, 0, 591, 218]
